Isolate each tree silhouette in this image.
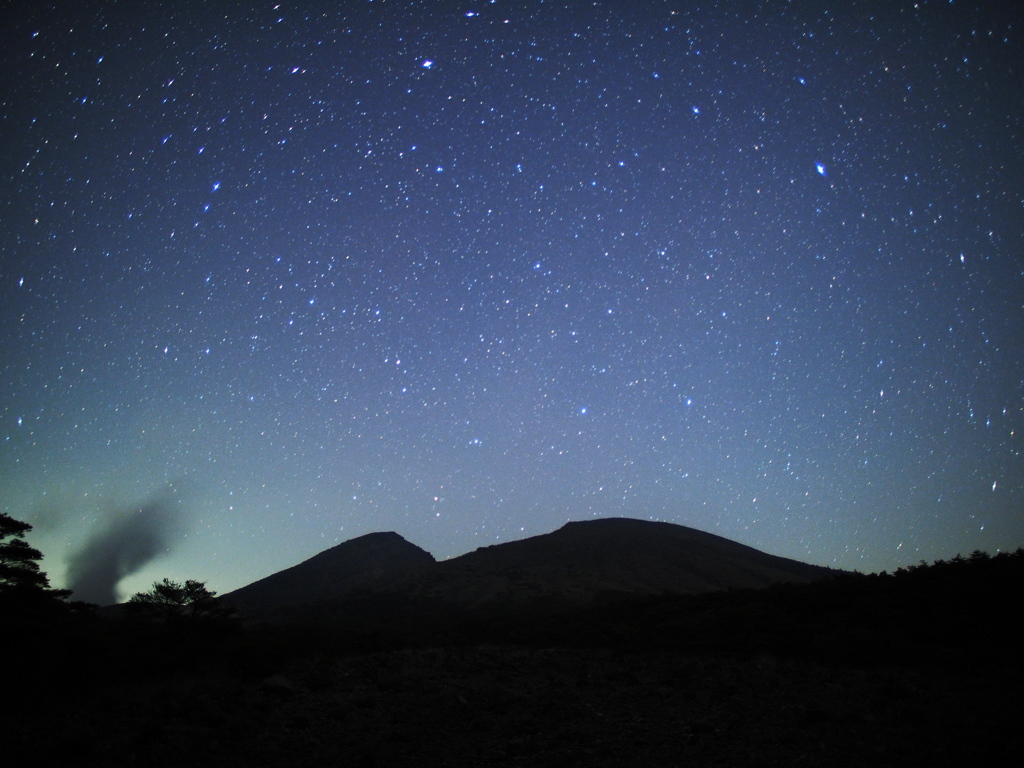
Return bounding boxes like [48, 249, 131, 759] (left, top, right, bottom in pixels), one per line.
[0, 512, 70, 600]
[125, 578, 235, 624]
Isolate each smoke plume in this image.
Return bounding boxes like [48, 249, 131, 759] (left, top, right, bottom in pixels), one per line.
[66, 490, 182, 605]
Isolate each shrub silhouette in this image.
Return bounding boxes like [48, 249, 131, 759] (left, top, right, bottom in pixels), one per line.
[126, 578, 236, 625]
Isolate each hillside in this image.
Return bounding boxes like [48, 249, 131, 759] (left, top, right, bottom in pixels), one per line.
[221, 531, 435, 617]
[221, 518, 836, 624]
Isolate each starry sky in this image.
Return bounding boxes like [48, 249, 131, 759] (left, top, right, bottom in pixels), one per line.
[2, 0, 1022, 602]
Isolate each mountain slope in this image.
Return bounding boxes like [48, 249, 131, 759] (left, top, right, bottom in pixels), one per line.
[221, 531, 435, 616]
[222, 518, 835, 622]
[400, 518, 833, 608]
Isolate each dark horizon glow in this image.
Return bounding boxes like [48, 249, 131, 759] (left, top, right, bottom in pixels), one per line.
[2, 1, 1022, 601]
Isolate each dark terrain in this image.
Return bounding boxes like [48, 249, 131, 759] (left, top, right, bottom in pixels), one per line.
[4, 520, 1021, 766]
[222, 518, 836, 625]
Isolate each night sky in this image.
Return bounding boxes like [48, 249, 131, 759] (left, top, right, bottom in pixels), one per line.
[2, 1, 1022, 604]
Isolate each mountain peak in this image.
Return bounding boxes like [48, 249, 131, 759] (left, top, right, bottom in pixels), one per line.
[222, 517, 835, 623]
[222, 530, 434, 615]
[422, 517, 832, 606]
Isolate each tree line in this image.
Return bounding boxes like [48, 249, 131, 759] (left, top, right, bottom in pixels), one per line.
[1, 511, 232, 623]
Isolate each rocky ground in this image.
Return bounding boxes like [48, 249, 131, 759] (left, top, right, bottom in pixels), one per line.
[23, 643, 1018, 767]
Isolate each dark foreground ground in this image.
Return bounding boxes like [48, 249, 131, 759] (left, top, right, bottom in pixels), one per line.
[12, 643, 1020, 767]
[5, 551, 1022, 766]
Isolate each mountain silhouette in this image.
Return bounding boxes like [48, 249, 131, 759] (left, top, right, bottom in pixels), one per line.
[222, 518, 834, 623]
[412, 517, 834, 606]
[222, 531, 435, 617]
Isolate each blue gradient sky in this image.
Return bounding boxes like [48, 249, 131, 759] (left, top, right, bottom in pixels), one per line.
[2, 0, 1021, 601]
